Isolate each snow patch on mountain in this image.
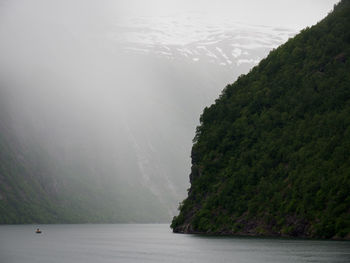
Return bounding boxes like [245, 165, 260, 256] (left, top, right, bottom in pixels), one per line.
[113, 14, 296, 69]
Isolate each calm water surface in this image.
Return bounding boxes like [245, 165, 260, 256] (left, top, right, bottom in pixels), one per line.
[0, 224, 349, 263]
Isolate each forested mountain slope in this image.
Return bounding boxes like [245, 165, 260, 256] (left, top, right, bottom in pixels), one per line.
[171, 0, 350, 239]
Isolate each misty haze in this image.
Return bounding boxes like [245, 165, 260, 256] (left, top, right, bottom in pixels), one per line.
[0, 0, 299, 222]
[1, 0, 349, 262]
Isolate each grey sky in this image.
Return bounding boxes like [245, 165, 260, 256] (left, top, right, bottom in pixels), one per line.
[1, 0, 340, 31]
[115, 0, 339, 30]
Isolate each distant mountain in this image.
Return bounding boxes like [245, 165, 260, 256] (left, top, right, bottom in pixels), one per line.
[117, 14, 293, 65]
[0, 1, 294, 223]
[105, 15, 295, 216]
[171, 0, 350, 239]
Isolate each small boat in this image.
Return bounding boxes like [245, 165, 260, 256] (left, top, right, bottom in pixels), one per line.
[35, 228, 42, 234]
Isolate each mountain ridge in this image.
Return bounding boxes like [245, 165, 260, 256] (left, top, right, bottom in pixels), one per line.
[171, 0, 350, 239]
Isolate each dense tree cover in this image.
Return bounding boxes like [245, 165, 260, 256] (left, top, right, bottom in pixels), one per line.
[171, 0, 350, 239]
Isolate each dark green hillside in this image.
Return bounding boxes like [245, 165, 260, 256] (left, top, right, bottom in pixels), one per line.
[171, 0, 350, 239]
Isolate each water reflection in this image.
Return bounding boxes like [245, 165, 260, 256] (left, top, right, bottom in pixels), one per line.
[0, 224, 349, 263]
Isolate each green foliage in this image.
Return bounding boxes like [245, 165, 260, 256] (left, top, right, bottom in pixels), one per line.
[172, 0, 350, 239]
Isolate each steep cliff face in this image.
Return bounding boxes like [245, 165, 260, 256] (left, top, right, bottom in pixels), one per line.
[171, 0, 350, 239]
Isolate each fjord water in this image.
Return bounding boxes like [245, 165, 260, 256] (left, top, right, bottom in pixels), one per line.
[0, 224, 349, 263]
